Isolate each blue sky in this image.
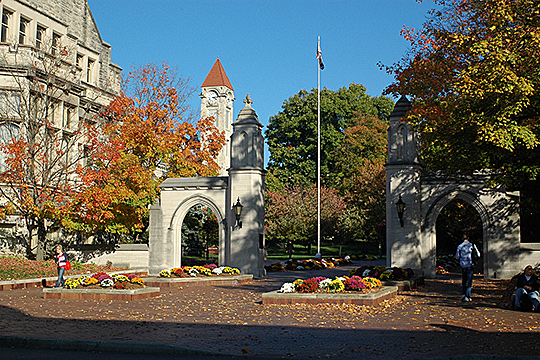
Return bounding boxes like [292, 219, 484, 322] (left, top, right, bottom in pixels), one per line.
[87, 0, 435, 157]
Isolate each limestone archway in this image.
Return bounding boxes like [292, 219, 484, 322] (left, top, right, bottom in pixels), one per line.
[422, 189, 491, 278]
[168, 194, 227, 268]
[386, 96, 530, 279]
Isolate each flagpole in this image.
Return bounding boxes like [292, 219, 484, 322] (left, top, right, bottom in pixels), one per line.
[316, 36, 321, 258]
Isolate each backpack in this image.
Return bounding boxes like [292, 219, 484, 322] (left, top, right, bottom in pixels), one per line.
[471, 244, 480, 264]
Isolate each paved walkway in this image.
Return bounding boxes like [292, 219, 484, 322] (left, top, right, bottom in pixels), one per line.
[0, 261, 539, 359]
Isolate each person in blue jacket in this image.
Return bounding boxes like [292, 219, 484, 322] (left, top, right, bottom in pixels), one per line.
[456, 234, 480, 302]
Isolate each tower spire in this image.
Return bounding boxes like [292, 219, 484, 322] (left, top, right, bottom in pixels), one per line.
[201, 58, 234, 90]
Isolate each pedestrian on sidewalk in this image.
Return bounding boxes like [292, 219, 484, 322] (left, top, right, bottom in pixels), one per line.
[514, 265, 539, 312]
[456, 234, 480, 302]
[53, 245, 68, 288]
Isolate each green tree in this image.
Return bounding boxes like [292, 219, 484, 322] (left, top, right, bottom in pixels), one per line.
[265, 83, 393, 188]
[383, 0, 540, 187]
[333, 113, 388, 244]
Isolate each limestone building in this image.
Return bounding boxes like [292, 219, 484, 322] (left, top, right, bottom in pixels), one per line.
[0, 0, 121, 253]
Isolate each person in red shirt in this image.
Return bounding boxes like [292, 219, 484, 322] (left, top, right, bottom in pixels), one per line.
[53, 245, 68, 288]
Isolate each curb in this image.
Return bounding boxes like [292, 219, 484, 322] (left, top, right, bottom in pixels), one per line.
[0, 335, 231, 357]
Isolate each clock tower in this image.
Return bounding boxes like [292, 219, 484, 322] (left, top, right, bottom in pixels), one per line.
[200, 58, 235, 175]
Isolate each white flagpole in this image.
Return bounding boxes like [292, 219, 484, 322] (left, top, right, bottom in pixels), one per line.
[316, 36, 321, 258]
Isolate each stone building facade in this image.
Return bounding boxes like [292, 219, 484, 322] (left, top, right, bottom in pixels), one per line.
[0, 0, 121, 253]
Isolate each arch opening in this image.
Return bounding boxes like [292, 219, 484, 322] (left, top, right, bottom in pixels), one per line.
[436, 199, 483, 274]
[181, 204, 220, 263]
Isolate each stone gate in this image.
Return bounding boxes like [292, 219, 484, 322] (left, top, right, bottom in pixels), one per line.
[386, 96, 540, 279]
[148, 96, 266, 277]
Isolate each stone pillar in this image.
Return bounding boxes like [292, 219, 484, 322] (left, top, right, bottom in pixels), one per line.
[385, 96, 424, 275]
[227, 95, 266, 277]
[148, 201, 165, 275]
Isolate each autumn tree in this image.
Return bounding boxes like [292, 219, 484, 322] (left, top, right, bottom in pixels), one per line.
[64, 63, 225, 241]
[0, 35, 115, 260]
[383, 0, 540, 187]
[265, 184, 347, 252]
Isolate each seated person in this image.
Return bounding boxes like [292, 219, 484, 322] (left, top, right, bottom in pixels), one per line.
[515, 265, 539, 312]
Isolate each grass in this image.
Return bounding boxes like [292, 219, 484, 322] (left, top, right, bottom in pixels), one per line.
[266, 243, 384, 260]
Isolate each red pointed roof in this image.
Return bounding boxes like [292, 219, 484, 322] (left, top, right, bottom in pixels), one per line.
[201, 58, 234, 91]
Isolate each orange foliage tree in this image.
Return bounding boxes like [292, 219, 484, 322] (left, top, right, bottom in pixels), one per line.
[64, 63, 225, 241]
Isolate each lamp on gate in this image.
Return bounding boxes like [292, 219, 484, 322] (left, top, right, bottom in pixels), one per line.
[395, 195, 406, 227]
[233, 197, 243, 229]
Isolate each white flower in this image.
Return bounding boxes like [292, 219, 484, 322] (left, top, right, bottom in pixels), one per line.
[345, 255, 351, 260]
[100, 279, 114, 287]
[336, 277, 346, 282]
[362, 269, 371, 277]
[212, 267, 223, 275]
[278, 283, 295, 293]
[296, 266, 304, 270]
[188, 268, 199, 277]
[319, 279, 332, 289]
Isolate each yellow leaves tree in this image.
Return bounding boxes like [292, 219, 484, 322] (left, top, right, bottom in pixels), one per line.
[383, 0, 540, 187]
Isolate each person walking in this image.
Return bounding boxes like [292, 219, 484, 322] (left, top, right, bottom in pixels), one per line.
[456, 234, 480, 302]
[286, 240, 294, 260]
[515, 265, 539, 312]
[53, 245, 68, 288]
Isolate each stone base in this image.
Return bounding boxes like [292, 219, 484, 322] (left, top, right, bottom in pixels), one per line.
[262, 286, 398, 305]
[43, 287, 160, 301]
[144, 275, 253, 288]
[0, 270, 147, 292]
[381, 276, 424, 291]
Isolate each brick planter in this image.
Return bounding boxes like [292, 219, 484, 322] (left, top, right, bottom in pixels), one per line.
[381, 276, 425, 291]
[0, 271, 147, 292]
[43, 287, 160, 301]
[262, 286, 398, 305]
[144, 275, 253, 288]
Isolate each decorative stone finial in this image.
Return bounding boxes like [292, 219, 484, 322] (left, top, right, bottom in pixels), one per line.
[243, 94, 253, 105]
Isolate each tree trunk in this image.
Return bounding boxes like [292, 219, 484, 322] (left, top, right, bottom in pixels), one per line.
[36, 218, 46, 261]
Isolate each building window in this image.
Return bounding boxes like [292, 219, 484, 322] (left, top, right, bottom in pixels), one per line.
[87, 59, 95, 83]
[0, 93, 8, 115]
[0, 123, 20, 171]
[52, 32, 61, 55]
[36, 25, 46, 49]
[19, 17, 29, 45]
[1, 8, 12, 43]
[10, 93, 20, 117]
[76, 53, 84, 68]
[63, 105, 74, 129]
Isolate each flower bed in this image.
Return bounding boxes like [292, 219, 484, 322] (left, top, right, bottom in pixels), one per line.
[278, 275, 382, 294]
[64, 272, 145, 290]
[159, 265, 240, 278]
[265, 257, 352, 272]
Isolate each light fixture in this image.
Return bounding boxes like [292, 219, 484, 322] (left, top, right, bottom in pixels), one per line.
[233, 197, 243, 229]
[395, 195, 406, 227]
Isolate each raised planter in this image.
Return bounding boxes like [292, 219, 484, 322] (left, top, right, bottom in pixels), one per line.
[381, 276, 424, 291]
[262, 286, 398, 305]
[0, 270, 147, 292]
[144, 274, 253, 288]
[43, 287, 160, 301]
